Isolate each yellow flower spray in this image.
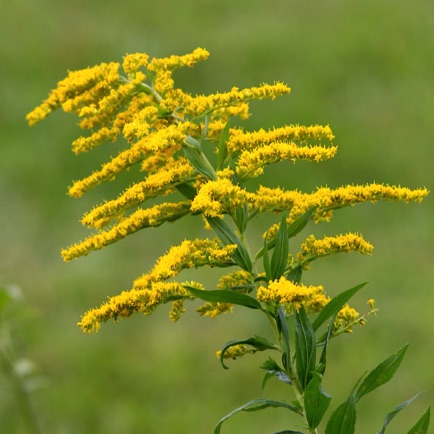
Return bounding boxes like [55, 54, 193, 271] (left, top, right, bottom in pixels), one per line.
[27, 48, 430, 433]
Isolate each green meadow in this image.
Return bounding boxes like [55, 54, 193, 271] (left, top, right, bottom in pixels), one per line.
[1, 1, 433, 432]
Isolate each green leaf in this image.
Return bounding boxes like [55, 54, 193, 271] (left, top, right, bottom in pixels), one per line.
[304, 372, 332, 430]
[214, 398, 301, 434]
[217, 120, 230, 170]
[286, 265, 302, 284]
[219, 336, 278, 369]
[271, 213, 289, 280]
[407, 406, 431, 434]
[286, 207, 316, 238]
[184, 286, 262, 310]
[295, 306, 316, 390]
[353, 344, 408, 401]
[176, 182, 197, 200]
[232, 203, 249, 234]
[183, 135, 217, 181]
[260, 357, 282, 372]
[207, 217, 253, 272]
[277, 307, 291, 371]
[376, 393, 423, 434]
[325, 395, 357, 434]
[317, 314, 336, 376]
[312, 282, 368, 332]
[262, 233, 272, 281]
[255, 207, 316, 260]
[273, 431, 304, 434]
[200, 114, 210, 142]
[260, 357, 292, 390]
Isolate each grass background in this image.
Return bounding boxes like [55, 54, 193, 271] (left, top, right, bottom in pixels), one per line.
[1, 0, 433, 432]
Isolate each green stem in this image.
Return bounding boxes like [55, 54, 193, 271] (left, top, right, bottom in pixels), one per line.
[0, 352, 42, 434]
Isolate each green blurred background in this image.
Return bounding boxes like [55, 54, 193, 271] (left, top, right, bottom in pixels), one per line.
[1, 0, 433, 432]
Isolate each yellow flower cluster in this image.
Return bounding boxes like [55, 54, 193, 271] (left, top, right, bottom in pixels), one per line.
[133, 239, 237, 289]
[190, 178, 251, 218]
[257, 277, 325, 309]
[261, 183, 428, 240]
[61, 202, 191, 261]
[196, 302, 234, 318]
[227, 124, 335, 154]
[217, 270, 254, 290]
[216, 344, 257, 360]
[80, 158, 195, 229]
[78, 280, 201, 333]
[236, 141, 338, 180]
[27, 48, 428, 334]
[78, 239, 236, 331]
[296, 233, 374, 267]
[257, 276, 362, 332]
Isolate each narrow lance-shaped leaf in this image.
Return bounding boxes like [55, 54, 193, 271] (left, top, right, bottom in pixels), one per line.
[207, 216, 253, 272]
[317, 313, 336, 377]
[261, 357, 292, 391]
[304, 372, 332, 430]
[184, 285, 262, 310]
[255, 207, 316, 260]
[273, 431, 304, 434]
[214, 398, 302, 434]
[217, 120, 230, 170]
[353, 344, 408, 402]
[176, 182, 197, 200]
[325, 395, 357, 434]
[295, 306, 316, 390]
[200, 114, 210, 142]
[271, 212, 289, 280]
[262, 232, 272, 281]
[232, 203, 249, 234]
[183, 135, 217, 181]
[277, 307, 291, 372]
[407, 407, 431, 434]
[376, 393, 423, 434]
[312, 282, 368, 332]
[286, 265, 302, 284]
[219, 336, 279, 369]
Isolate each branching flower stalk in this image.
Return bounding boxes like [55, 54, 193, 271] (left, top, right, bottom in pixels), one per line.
[27, 48, 430, 433]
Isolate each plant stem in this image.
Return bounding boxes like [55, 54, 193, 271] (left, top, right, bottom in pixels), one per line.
[0, 352, 42, 434]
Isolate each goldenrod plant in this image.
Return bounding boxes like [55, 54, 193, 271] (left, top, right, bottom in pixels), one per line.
[27, 48, 430, 433]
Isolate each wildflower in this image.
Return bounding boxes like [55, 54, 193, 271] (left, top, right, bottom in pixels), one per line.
[78, 280, 200, 332]
[296, 233, 374, 267]
[122, 52, 149, 75]
[68, 123, 189, 197]
[132, 239, 237, 289]
[26, 62, 120, 126]
[61, 202, 192, 261]
[147, 48, 210, 72]
[236, 141, 338, 180]
[190, 178, 252, 218]
[257, 276, 325, 312]
[196, 302, 234, 318]
[227, 124, 334, 154]
[80, 158, 195, 228]
[217, 270, 254, 291]
[216, 344, 256, 360]
[27, 48, 428, 339]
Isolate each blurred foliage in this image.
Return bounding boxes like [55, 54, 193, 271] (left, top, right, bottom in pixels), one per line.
[0, 0, 433, 432]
